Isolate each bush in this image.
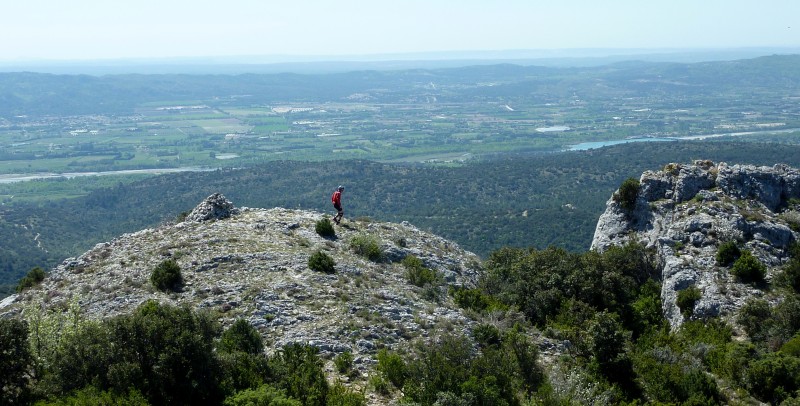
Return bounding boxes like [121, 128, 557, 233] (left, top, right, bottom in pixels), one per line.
[315, 218, 336, 238]
[219, 319, 264, 355]
[676, 286, 702, 318]
[150, 259, 183, 292]
[716, 241, 741, 266]
[778, 243, 800, 293]
[731, 250, 766, 283]
[450, 287, 494, 312]
[780, 333, 800, 356]
[16, 266, 45, 292]
[326, 381, 366, 406]
[746, 352, 800, 404]
[472, 324, 502, 348]
[48, 300, 223, 405]
[37, 386, 149, 406]
[308, 250, 335, 274]
[349, 234, 383, 262]
[402, 255, 440, 287]
[334, 351, 354, 374]
[376, 349, 407, 389]
[614, 177, 640, 211]
[223, 384, 301, 406]
[0, 318, 32, 404]
[269, 344, 328, 406]
[737, 298, 772, 343]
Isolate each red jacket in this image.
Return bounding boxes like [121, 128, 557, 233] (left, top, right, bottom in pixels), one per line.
[331, 190, 342, 205]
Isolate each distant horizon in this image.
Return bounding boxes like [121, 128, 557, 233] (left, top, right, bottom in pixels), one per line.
[1, 46, 799, 75]
[3, 46, 799, 65]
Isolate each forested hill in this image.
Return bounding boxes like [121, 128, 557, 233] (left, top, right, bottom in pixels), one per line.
[0, 54, 798, 117]
[4, 140, 800, 295]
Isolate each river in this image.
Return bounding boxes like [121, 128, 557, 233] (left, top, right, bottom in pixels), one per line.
[566, 128, 799, 151]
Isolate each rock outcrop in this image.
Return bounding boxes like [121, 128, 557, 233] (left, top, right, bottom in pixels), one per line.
[186, 192, 239, 222]
[592, 161, 800, 328]
[1, 194, 483, 375]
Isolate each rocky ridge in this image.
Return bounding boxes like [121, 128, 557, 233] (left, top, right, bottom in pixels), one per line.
[1, 194, 486, 375]
[592, 161, 800, 328]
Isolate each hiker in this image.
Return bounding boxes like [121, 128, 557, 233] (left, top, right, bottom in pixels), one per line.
[331, 185, 344, 224]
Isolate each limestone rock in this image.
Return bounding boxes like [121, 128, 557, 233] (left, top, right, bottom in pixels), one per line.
[592, 161, 800, 328]
[186, 193, 239, 222]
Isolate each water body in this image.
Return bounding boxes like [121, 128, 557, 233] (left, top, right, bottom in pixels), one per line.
[0, 167, 214, 184]
[568, 137, 675, 151]
[567, 128, 799, 151]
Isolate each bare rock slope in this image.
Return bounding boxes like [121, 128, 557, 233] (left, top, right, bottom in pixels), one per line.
[592, 161, 800, 328]
[2, 194, 481, 369]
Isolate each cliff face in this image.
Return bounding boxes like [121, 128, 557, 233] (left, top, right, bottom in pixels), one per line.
[592, 161, 800, 328]
[1, 194, 482, 369]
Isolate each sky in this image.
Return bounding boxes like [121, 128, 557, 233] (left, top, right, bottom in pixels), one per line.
[1, 0, 798, 62]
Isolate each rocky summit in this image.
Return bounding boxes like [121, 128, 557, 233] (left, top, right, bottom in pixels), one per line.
[1, 194, 482, 373]
[592, 160, 800, 328]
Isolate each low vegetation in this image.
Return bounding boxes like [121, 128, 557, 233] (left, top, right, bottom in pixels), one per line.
[716, 241, 742, 266]
[676, 286, 702, 318]
[349, 234, 383, 262]
[6, 300, 365, 406]
[150, 259, 183, 292]
[15, 267, 45, 292]
[314, 218, 336, 238]
[401, 255, 441, 287]
[308, 250, 336, 274]
[614, 177, 640, 211]
[731, 250, 767, 283]
[5, 240, 800, 404]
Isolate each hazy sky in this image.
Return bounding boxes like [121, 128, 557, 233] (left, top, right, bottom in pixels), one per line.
[1, 0, 798, 61]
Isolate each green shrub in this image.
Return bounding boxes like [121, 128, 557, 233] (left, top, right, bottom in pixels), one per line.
[402, 255, 440, 287]
[176, 210, 190, 223]
[218, 351, 271, 393]
[368, 375, 391, 396]
[315, 218, 336, 238]
[223, 384, 301, 406]
[15, 266, 45, 292]
[632, 337, 721, 404]
[48, 300, 223, 405]
[308, 250, 336, 274]
[472, 324, 501, 348]
[334, 351, 354, 374]
[219, 319, 264, 355]
[731, 250, 766, 283]
[450, 287, 493, 312]
[614, 177, 640, 211]
[780, 333, 800, 356]
[0, 318, 32, 404]
[716, 241, 741, 266]
[632, 279, 666, 334]
[737, 298, 772, 343]
[349, 234, 383, 262]
[778, 243, 800, 293]
[746, 352, 800, 404]
[37, 386, 149, 406]
[326, 381, 366, 406]
[269, 344, 328, 406]
[676, 286, 702, 318]
[376, 349, 407, 389]
[150, 259, 183, 292]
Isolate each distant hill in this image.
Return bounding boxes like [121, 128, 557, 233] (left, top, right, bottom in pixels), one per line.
[1, 54, 799, 116]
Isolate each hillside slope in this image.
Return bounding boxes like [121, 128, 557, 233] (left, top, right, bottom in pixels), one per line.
[1, 194, 482, 370]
